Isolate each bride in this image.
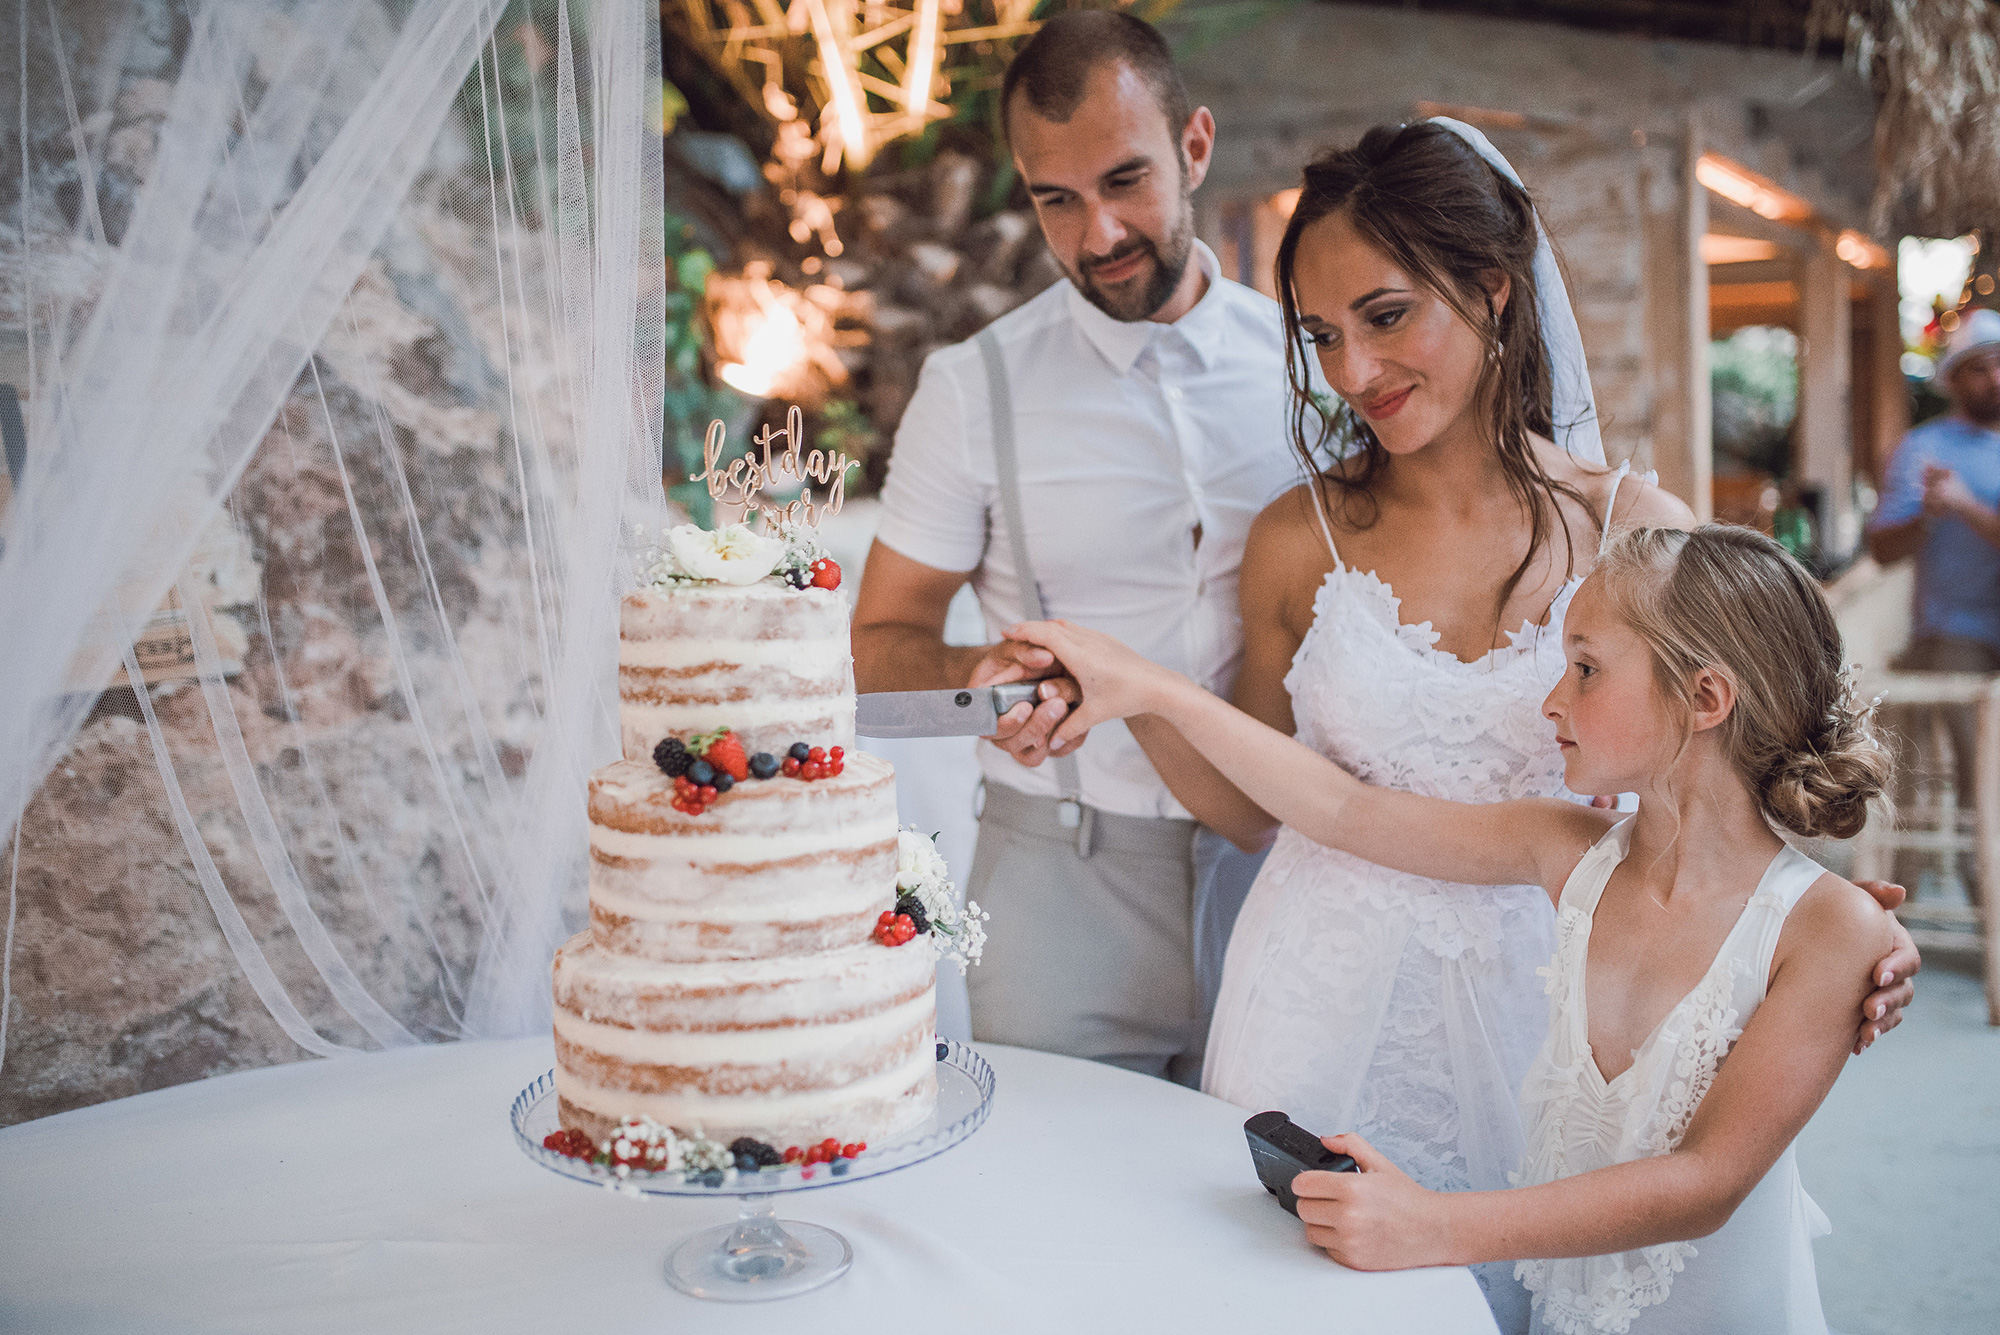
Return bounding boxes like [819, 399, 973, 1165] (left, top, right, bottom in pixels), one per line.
[1071, 119, 1918, 1327]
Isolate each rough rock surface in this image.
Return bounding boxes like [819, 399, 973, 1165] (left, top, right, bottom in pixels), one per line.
[2, 5, 569, 1120]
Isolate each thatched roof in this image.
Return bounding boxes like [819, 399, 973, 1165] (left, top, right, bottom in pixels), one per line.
[1808, 1, 2000, 237]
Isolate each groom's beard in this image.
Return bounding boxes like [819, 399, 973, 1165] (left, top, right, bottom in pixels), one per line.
[1072, 186, 1196, 324]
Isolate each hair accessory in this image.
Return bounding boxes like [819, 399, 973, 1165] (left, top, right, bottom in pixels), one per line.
[1426, 117, 1604, 465]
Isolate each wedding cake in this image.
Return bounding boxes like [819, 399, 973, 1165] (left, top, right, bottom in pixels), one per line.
[549, 524, 980, 1164]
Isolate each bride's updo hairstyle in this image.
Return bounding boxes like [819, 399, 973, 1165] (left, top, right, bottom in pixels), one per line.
[1275, 121, 1594, 620]
[1594, 525, 1892, 840]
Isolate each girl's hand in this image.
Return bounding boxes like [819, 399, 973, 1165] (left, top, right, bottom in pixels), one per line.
[1294, 1134, 1453, 1272]
[1003, 619, 1185, 744]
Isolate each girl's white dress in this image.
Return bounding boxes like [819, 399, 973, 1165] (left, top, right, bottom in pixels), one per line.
[1203, 469, 1634, 1327]
[1515, 819, 1832, 1335]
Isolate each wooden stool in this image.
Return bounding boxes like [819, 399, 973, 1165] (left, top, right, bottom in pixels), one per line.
[1851, 670, 2000, 1024]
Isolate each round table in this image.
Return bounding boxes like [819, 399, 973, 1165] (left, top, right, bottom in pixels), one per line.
[0, 1037, 1499, 1334]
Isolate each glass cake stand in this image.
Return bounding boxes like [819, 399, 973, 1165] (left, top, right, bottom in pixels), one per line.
[510, 1039, 995, 1301]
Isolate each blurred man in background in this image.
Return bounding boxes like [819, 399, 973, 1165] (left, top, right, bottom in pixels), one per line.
[1868, 306, 2000, 896]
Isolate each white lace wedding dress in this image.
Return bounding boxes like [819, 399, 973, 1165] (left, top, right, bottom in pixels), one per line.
[1514, 819, 1831, 1334]
[1202, 474, 1631, 1329]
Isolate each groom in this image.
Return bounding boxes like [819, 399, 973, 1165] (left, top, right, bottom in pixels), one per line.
[849, 10, 1920, 1080]
[851, 10, 1292, 1085]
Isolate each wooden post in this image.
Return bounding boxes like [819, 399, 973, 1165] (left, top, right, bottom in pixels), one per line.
[1797, 236, 1854, 556]
[1867, 273, 1911, 484]
[1641, 121, 1711, 518]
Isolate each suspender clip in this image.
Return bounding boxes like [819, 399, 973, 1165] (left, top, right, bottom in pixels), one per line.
[1060, 800, 1097, 859]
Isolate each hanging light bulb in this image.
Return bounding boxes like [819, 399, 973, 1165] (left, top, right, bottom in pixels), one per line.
[803, 0, 870, 168]
[902, 0, 943, 124]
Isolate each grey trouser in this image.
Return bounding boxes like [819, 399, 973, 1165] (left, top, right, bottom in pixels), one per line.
[965, 784, 1204, 1086]
[1193, 827, 1270, 1023]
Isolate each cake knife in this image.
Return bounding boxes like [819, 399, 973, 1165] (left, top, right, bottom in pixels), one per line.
[854, 683, 1045, 738]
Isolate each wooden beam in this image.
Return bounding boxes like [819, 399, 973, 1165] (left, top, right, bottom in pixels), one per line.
[1798, 235, 1855, 555]
[1642, 121, 1710, 518]
[1704, 195, 1816, 251]
[1706, 256, 1797, 286]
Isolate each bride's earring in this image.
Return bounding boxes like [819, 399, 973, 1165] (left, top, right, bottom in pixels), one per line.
[1489, 339, 1505, 364]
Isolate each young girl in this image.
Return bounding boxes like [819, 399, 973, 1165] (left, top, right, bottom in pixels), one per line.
[1008, 523, 1892, 1335]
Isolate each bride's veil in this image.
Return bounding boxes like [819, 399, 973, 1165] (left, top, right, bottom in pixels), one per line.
[1, 0, 663, 1108]
[1428, 116, 1607, 468]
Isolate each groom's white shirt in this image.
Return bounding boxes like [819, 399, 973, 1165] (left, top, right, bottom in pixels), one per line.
[876, 241, 1302, 820]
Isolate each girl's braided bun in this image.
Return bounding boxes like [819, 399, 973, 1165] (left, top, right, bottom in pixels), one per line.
[1595, 525, 1891, 840]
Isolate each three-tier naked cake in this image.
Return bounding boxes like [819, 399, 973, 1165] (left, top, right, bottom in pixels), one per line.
[551, 533, 946, 1154]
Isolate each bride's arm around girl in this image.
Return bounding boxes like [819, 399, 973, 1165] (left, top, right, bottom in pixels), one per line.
[1010, 522, 1889, 1327]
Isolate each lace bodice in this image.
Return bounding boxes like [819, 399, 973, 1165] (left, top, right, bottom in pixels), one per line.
[1281, 562, 1580, 960]
[1513, 821, 1831, 1335]
[1205, 471, 1633, 1333]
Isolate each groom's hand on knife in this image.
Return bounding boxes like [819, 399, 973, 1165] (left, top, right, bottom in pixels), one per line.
[848, 542, 1085, 768]
[967, 640, 1085, 768]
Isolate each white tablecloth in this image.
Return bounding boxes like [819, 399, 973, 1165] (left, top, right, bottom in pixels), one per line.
[0, 1037, 1498, 1334]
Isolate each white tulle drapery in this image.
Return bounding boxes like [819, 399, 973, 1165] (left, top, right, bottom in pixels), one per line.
[0, 0, 664, 1088]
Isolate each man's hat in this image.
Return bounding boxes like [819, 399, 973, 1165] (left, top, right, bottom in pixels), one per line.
[1938, 306, 2000, 380]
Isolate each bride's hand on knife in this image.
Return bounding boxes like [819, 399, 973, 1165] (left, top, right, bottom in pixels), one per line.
[1003, 619, 1190, 746]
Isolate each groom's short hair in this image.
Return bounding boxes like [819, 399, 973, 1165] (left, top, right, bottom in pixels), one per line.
[1001, 11, 1191, 144]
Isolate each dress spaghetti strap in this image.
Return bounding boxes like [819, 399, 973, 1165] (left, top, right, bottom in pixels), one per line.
[1307, 478, 1342, 566]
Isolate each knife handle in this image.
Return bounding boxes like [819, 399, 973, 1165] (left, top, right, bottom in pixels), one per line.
[989, 682, 1042, 715]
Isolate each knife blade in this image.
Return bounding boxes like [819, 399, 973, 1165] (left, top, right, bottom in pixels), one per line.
[854, 683, 1045, 739]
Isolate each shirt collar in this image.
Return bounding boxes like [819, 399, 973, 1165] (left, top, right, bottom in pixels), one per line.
[1063, 240, 1228, 378]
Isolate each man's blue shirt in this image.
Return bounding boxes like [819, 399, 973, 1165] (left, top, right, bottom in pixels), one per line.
[1871, 415, 2000, 650]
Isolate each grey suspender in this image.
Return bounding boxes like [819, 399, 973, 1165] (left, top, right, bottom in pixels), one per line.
[976, 328, 1096, 858]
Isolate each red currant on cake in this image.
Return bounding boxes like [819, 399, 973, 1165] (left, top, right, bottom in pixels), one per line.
[874, 910, 919, 946]
[809, 558, 841, 590]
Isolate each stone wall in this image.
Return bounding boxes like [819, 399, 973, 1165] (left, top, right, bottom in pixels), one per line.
[1, 0, 566, 1120]
[0, 227, 551, 1123]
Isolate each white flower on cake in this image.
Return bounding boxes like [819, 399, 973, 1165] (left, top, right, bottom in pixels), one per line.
[893, 827, 989, 975]
[666, 523, 785, 585]
[896, 827, 951, 890]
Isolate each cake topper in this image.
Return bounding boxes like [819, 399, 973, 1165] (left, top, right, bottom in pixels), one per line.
[691, 405, 857, 528]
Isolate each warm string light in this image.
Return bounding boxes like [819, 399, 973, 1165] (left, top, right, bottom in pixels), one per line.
[803, 0, 872, 168]
[1701, 234, 1780, 264]
[708, 264, 863, 405]
[670, 2, 1041, 172]
[1697, 154, 1893, 275]
[1834, 229, 1892, 270]
[901, 0, 942, 123]
[1694, 153, 1812, 223]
